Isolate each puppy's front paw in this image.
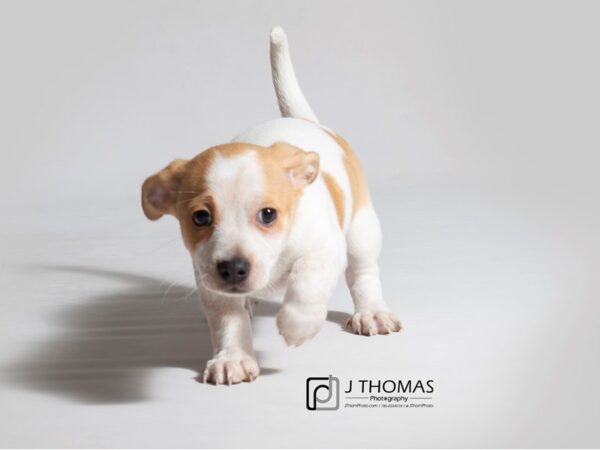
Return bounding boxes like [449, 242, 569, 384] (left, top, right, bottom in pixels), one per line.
[277, 302, 326, 347]
[202, 352, 259, 385]
[348, 310, 402, 336]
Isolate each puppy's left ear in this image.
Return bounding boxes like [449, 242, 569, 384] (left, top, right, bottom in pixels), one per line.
[141, 159, 188, 220]
[271, 142, 320, 188]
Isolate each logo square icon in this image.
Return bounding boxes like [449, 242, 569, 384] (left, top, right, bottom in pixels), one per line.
[306, 375, 340, 410]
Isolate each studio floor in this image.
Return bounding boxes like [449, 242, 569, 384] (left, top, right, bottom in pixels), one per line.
[1, 178, 598, 448]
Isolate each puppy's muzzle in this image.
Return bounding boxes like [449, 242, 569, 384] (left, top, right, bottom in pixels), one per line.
[217, 257, 250, 284]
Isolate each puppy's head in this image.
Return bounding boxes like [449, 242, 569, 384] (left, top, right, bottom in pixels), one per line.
[141, 142, 319, 296]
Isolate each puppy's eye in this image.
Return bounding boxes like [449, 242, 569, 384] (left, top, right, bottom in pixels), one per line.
[192, 209, 212, 227]
[258, 208, 277, 225]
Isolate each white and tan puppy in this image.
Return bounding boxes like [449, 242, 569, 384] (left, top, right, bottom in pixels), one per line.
[141, 26, 401, 385]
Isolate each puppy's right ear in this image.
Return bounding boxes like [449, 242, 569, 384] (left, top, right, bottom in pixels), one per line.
[141, 159, 188, 220]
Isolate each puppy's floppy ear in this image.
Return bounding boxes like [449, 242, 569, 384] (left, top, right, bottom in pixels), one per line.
[271, 141, 320, 188]
[141, 159, 188, 220]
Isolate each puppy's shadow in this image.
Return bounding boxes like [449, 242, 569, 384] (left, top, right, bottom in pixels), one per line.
[3, 265, 351, 404]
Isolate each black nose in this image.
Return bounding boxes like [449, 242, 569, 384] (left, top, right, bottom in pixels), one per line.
[217, 257, 250, 284]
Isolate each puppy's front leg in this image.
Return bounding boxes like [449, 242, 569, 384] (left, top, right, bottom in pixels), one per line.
[200, 288, 259, 385]
[277, 251, 342, 346]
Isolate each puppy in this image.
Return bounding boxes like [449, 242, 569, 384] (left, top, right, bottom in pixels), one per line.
[141, 26, 401, 385]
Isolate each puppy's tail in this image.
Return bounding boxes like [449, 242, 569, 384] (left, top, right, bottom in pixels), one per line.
[270, 26, 319, 124]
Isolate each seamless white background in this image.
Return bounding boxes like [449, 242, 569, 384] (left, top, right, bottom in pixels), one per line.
[0, 1, 599, 448]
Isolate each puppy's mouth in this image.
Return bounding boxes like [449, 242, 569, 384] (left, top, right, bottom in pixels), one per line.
[199, 277, 254, 297]
[224, 284, 251, 295]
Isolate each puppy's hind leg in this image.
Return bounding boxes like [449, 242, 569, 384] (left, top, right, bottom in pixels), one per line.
[345, 206, 401, 336]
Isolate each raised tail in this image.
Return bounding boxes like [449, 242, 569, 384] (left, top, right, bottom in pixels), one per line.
[270, 26, 319, 124]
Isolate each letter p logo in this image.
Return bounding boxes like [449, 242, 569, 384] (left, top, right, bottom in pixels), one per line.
[306, 375, 340, 410]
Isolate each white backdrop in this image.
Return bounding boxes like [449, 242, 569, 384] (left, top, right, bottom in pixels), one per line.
[1, 1, 599, 448]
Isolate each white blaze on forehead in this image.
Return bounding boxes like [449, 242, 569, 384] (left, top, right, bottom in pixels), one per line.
[206, 151, 266, 262]
[207, 151, 265, 209]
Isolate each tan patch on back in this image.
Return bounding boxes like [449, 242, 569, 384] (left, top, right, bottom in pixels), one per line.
[323, 129, 370, 217]
[321, 171, 345, 228]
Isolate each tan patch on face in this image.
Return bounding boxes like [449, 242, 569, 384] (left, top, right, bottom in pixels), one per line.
[321, 171, 345, 228]
[143, 141, 320, 250]
[140, 143, 257, 250]
[322, 129, 370, 217]
[177, 143, 268, 250]
[255, 141, 319, 235]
